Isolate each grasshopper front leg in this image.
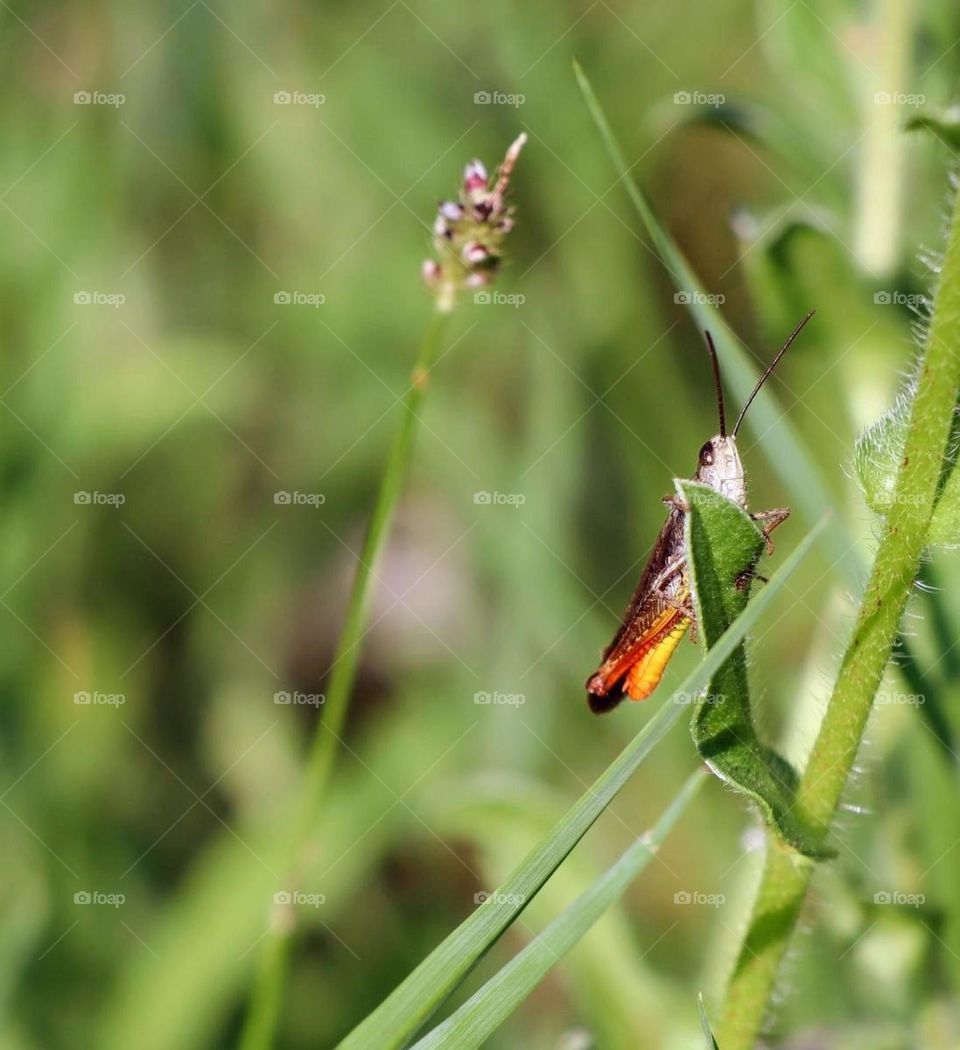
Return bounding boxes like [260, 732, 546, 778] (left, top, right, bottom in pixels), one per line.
[735, 507, 789, 590]
[751, 506, 790, 555]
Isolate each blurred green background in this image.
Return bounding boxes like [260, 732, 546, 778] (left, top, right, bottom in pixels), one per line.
[3, 1, 960, 1047]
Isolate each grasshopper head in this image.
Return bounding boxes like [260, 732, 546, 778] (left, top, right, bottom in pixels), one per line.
[694, 435, 746, 505]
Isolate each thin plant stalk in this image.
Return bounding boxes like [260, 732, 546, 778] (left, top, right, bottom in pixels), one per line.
[853, 0, 916, 275]
[239, 304, 451, 1050]
[299, 306, 451, 840]
[718, 179, 960, 1049]
[240, 134, 526, 1049]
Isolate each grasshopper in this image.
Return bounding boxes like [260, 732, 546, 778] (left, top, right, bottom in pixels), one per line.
[586, 311, 814, 713]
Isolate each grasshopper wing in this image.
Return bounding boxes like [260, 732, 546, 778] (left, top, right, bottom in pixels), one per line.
[586, 506, 691, 713]
[586, 596, 691, 712]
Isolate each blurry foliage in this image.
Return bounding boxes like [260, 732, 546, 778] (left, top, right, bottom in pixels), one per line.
[1, 1, 960, 1048]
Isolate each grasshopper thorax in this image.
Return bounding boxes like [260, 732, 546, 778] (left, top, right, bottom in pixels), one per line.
[694, 435, 746, 506]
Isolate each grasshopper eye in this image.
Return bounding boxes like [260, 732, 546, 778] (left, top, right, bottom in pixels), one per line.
[698, 441, 714, 466]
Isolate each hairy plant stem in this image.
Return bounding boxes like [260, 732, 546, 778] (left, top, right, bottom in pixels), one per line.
[238, 304, 452, 1050]
[718, 181, 960, 1048]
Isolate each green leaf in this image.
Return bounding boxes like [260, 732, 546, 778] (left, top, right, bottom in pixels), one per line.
[410, 770, 706, 1050]
[572, 60, 849, 580]
[649, 97, 772, 143]
[754, 0, 858, 145]
[697, 993, 720, 1050]
[905, 106, 960, 151]
[680, 481, 830, 859]
[335, 517, 827, 1050]
[855, 385, 960, 545]
[734, 215, 881, 342]
[649, 98, 821, 197]
[733, 214, 824, 339]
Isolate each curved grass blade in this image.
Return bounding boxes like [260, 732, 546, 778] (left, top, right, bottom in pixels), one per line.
[429, 776, 679, 1046]
[681, 481, 830, 858]
[572, 60, 848, 576]
[698, 993, 720, 1049]
[411, 770, 706, 1050]
[335, 517, 827, 1050]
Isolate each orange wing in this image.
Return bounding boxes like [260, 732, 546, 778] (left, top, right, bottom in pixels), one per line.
[623, 613, 690, 700]
[586, 593, 691, 711]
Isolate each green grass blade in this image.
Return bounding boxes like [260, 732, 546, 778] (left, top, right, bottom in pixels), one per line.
[411, 769, 706, 1050]
[698, 993, 720, 1049]
[336, 516, 827, 1050]
[240, 307, 451, 1050]
[572, 60, 848, 575]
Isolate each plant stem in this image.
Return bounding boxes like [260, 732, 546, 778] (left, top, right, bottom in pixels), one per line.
[853, 0, 916, 275]
[300, 304, 451, 838]
[718, 179, 960, 1049]
[238, 304, 452, 1050]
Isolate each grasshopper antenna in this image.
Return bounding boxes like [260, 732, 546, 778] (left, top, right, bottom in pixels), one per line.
[704, 331, 726, 437]
[732, 310, 816, 437]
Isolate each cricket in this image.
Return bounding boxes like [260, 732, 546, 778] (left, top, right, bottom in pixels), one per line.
[586, 311, 815, 714]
